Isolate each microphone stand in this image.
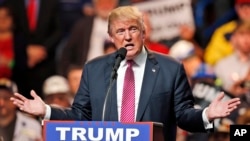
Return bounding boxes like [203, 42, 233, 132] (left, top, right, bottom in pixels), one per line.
[101, 47, 126, 121]
[101, 70, 117, 121]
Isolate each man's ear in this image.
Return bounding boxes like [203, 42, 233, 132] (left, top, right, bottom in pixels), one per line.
[142, 30, 146, 39]
[109, 35, 114, 42]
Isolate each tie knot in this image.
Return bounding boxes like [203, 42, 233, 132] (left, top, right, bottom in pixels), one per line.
[127, 60, 134, 68]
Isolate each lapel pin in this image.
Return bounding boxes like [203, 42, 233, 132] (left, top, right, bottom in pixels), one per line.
[152, 68, 156, 72]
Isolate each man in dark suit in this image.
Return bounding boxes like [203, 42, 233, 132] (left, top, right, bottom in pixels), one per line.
[10, 6, 240, 141]
[7, 0, 62, 98]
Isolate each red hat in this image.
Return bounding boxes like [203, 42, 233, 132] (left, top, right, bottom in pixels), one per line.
[236, 0, 250, 4]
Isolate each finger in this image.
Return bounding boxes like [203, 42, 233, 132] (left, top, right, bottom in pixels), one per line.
[12, 98, 25, 106]
[13, 93, 27, 101]
[30, 90, 39, 99]
[228, 98, 241, 104]
[228, 106, 237, 113]
[215, 92, 224, 102]
[228, 99, 241, 108]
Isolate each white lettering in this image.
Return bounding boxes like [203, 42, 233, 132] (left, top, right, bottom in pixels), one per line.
[89, 128, 103, 141]
[126, 129, 139, 141]
[234, 129, 247, 136]
[56, 127, 71, 140]
[72, 128, 86, 140]
[106, 128, 123, 141]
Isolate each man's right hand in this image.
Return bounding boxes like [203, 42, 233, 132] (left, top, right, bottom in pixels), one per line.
[10, 90, 46, 117]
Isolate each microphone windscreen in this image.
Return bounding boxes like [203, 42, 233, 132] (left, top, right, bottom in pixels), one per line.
[116, 47, 127, 60]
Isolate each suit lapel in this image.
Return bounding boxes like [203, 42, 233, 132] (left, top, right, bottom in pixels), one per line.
[136, 52, 160, 121]
[104, 54, 118, 121]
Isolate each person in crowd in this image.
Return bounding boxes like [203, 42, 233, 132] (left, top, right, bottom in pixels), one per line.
[10, 6, 241, 141]
[205, 0, 250, 66]
[6, 0, 62, 99]
[143, 12, 169, 55]
[66, 65, 83, 97]
[214, 21, 250, 97]
[43, 75, 72, 108]
[0, 78, 42, 141]
[179, 24, 204, 60]
[169, 40, 229, 141]
[103, 40, 117, 54]
[58, 0, 118, 76]
[0, 4, 14, 79]
[236, 107, 250, 124]
[169, 40, 203, 81]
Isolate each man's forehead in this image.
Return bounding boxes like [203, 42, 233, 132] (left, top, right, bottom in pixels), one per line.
[112, 20, 139, 28]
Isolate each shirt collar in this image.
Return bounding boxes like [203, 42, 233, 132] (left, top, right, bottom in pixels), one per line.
[120, 46, 147, 67]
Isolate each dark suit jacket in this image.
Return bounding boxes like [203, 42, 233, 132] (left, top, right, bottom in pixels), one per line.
[51, 50, 208, 141]
[7, 0, 62, 97]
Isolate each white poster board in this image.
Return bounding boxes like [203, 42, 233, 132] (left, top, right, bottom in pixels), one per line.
[134, 0, 194, 41]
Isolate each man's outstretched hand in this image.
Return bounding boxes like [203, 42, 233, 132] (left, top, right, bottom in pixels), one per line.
[206, 92, 241, 122]
[10, 90, 46, 117]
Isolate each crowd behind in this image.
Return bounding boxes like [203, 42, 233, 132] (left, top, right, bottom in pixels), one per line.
[0, 0, 250, 141]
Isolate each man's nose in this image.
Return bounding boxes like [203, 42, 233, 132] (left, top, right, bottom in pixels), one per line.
[124, 30, 132, 41]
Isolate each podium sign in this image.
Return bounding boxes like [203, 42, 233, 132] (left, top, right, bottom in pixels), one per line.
[43, 121, 154, 141]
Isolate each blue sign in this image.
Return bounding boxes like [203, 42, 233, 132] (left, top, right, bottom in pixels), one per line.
[44, 121, 152, 141]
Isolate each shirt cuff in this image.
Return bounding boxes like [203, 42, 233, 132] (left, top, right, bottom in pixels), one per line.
[202, 108, 213, 129]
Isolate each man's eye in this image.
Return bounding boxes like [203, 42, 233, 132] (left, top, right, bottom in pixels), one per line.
[130, 27, 138, 33]
[116, 29, 125, 34]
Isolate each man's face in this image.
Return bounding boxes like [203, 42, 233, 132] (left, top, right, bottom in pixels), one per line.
[67, 69, 82, 94]
[109, 19, 145, 60]
[0, 8, 12, 32]
[94, 0, 117, 20]
[0, 90, 16, 118]
[45, 93, 71, 108]
[236, 3, 250, 23]
[232, 31, 250, 54]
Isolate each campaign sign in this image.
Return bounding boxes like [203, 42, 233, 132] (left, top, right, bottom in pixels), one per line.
[43, 121, 153, 141]
[230, 125, 250, 141]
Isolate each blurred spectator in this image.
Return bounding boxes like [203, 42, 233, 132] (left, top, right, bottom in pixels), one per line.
[66, 65, 83, 97]
[7, 0, 62, 99]
[58, 0, 118, 76]
[179, 24, 204, 60]
[204, 0, 250, 66]
[59, 0, 92, 37]
[229, 69, 250, 98]
[143, 12, 169, 55]
[169, 40, 202, 80]
[104, 40, 117, 55]
[170, 40, 233, 141]
[0, 4, 14, 79]
[236, 107, 250, 124]
[214, 21, 250, 97]
[193, 0, 236, 48]
[43, 75, 72, 108]
[0, 78, 42, 141]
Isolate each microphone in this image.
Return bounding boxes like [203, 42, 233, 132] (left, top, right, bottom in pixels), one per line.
[111, 47, 127, 80]
[102, 47, 127, 121]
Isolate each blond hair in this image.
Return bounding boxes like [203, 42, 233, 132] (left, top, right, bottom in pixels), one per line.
[107, 6, 145, 35]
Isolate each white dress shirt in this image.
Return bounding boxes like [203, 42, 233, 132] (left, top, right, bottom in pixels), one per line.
[117, 47, 147, 121]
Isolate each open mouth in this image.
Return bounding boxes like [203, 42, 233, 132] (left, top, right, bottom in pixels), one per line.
[124, 43, 134, 49]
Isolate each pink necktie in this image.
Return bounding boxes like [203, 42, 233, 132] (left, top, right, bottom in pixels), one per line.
[120, 60, 135, 122]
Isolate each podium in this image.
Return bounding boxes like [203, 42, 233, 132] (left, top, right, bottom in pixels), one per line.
[43, 121, 164, 141]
